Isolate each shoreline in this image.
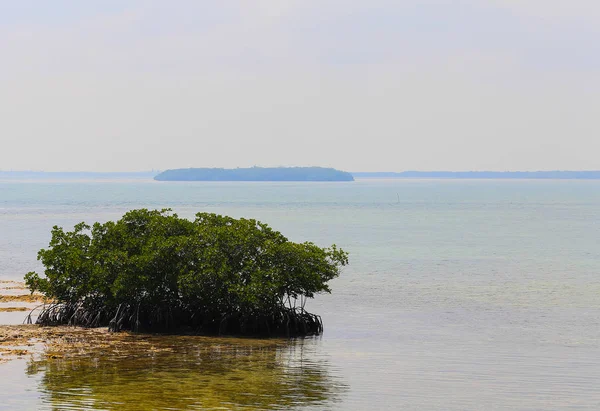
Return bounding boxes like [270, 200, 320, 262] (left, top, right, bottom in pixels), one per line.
[0, 281, 289, 365]
[0, 323, 288, 365]
[0, 280, 49, 327]
[0, 324, 151, 364]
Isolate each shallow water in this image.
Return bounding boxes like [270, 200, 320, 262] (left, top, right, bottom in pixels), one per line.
[3, 333, 344, 411]
[1, 179, 600, 409]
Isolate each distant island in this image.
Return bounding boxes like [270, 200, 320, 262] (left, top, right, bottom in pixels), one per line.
[4, 170, 600, 181]
[154, 167, 355, 182]
[352, 171, 600, 179]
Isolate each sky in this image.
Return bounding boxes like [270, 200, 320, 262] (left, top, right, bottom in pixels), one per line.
[1, 1, 599, 172]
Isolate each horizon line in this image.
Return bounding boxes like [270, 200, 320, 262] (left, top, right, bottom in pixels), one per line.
[3, 169, 600, 174]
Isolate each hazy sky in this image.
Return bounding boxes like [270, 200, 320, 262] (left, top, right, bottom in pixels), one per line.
[1, 1, 599, 172]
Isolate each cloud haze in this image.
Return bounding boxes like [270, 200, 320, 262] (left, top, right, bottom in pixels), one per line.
[1, 1, 599, 171]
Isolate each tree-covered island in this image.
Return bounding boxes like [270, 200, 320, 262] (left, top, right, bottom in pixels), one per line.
[25, 209, 348, 337]
[154, 167, 354, 181]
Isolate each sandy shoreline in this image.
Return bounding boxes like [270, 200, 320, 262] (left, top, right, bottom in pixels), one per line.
[0, 280, 49, 314]
[0, 280, 48, 363]
[0, 280, 285, 366]
[0, 279, 284, 365]
[0, 324, 152, 364]
[0, 294, 52, 304]
[0, 323, 286, 366]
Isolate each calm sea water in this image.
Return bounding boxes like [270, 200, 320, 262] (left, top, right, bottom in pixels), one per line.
[1, 179, 600, 410]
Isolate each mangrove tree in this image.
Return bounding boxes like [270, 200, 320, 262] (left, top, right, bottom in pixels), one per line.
[25, 209, 348, 336]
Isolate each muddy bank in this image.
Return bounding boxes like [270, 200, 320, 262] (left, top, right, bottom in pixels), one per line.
[0, 307, 29, 312]
[0, 324, 43, 363]
[0, 324, 285, 365]
[0, 280, 50, 325]
[0, 325, 149, 364]
[0, 325, 154, 364]
[0, 294, 52, 304]
[0, 280, 48, 301]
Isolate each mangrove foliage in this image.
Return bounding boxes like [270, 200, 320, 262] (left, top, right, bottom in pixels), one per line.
[25, 209, 348, 336]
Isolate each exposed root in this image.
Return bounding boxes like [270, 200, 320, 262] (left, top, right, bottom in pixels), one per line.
[34, 303, 324, 337]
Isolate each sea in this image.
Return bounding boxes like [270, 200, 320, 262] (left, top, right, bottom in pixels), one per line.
[1, 178, 599, 410]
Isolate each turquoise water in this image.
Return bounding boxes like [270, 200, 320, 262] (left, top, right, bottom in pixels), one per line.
[1, 179, 600, 409]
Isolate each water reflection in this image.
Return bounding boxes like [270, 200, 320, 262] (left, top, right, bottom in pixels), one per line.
[26, 334, 346, 410]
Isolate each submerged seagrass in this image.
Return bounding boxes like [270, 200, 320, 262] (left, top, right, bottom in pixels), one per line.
[25, 209, 348, 336]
